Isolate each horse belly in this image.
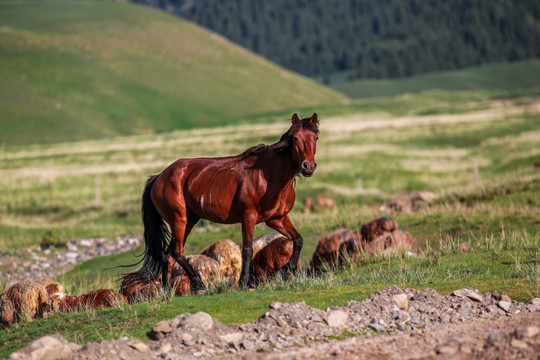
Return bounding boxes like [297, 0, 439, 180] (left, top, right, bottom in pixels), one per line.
[186, 170, 242, 224]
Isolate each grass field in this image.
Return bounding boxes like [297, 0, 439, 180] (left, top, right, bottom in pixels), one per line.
[320, 59, 540, 98]
[1, 86, 540, 355]
[0, 0, 345, 146]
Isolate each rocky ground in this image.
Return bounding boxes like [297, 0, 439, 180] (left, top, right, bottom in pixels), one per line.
[0, 235, 141, 287]
[8, 286, 540, 360]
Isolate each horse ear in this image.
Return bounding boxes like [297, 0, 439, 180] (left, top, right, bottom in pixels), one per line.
[291, 113, 300, 125]
[309, 113, 318, 125]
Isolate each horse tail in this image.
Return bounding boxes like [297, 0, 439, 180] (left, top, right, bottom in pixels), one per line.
[121, 175, 170, 290]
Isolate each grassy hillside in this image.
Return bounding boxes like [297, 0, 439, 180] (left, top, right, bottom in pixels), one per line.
[0, 1, 346, 146]
[320, 59, 540, 98]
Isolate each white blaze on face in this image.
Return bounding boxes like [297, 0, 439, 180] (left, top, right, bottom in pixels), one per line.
[200, 194, 205, 209]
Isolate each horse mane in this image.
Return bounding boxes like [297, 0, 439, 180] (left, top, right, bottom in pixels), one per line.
[268, 118, 319, 154]
[240, 118, 319, 160]
[241, 143, 267, 160]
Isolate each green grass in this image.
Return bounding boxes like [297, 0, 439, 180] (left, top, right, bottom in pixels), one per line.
[1, 237, 537, 357]
[1, 88, 539, 251]
[319, 59, 540, 98]
[0, 0, 346, 146]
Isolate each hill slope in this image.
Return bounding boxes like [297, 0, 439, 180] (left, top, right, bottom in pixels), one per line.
[321, 59, 540, 98]
[0, 1, 346, 146]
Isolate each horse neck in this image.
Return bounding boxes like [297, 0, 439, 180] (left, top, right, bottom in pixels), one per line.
[268, 148, 301, 187]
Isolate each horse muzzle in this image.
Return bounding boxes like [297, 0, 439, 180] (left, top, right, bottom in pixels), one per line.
[300, 161, 317, 177]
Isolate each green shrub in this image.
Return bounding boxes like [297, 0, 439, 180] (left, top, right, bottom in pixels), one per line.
[40, 229, 66, 249]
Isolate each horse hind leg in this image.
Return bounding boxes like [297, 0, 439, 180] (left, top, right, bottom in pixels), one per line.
[169, 217, 205, 292]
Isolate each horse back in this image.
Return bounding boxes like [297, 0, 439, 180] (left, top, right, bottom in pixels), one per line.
[151, 155, 295, 224]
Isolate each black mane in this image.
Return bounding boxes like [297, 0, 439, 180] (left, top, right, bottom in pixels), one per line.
[268, 118, 319, 154]
[240, 117, 319, 160]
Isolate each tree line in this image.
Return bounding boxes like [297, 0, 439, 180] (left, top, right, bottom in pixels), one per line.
[130, 0, 540, 79]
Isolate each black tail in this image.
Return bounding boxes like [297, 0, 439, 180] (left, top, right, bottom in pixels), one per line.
[121, 176, 170, 287]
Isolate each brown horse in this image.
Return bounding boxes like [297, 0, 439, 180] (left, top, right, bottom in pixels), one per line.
[122, 113, 319, 290]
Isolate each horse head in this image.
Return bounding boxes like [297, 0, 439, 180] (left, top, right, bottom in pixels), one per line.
[291, 113, 319, 177]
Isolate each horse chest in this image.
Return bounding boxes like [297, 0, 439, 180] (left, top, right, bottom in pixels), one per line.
[257, 183, 295, 222]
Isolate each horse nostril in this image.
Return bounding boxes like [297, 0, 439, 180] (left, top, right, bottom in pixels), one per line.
[313, 162, 317, 170]
[302, 161, 309, 170]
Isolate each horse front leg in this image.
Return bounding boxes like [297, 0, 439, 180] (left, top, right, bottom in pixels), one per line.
[239, 213, 257, 289]
[266, 215, 303, 281]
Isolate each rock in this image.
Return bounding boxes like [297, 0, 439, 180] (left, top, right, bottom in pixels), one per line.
[497, 301, 511, 312]
[148, 320, 173, 340]
[529, 298, 540, 309]
[80, 239, 93, 247]
[183, 339, 195, 346]
[397, 311, 411, 325]
[521, 325, 540, 338]
[8, 334, 73, 360]
[182, 312, 214, 331]
[511, 339, 528, 350]
[128, 341, 149, 353]
[487, 330, 506, 343]
[159, 342, 172, 353]
[392, 294, 409, 310]
[241, 340, 256, 351]
[324, 310, 349, 328]
[219, 332, 243, 343]
[65, 252, 78, 260]
[452, 288, 483, 302]
[369, 323, 386, 332]
[180, 333, 193, 342]
[269, 302, 282, 310]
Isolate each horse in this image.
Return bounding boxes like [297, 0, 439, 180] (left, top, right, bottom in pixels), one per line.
[122, 113, 319, 290]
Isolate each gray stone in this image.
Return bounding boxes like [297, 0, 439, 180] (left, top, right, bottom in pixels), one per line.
[511, 339, 528, 349]
[498, 301, 511, 312]
[148, 321, 173, 340]
[324, 310, 349, 328]
[369, 323, 386, 332]
[182, 339, 195, 346]
[182, 312, 213, 331]
[180, 333, 193, 342]
[65, 252, 79, 260]
[487, 330, 505, 343]
[521, 325, 540, 338]
[397, 311, 411, 325]
[158, 342, 172, 353]
[219, 332, 243, 343]
[392, 294, 409, 310]
[241, 340, 256, 351]
[529, 298, 540, 309]
[269, 302, 282, 310]
[452, 288, 483, 302]
[128, 341, 149, 353]
[8, 334, 73, 360]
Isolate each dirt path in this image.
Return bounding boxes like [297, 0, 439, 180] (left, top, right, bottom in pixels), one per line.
[243, 312, 540, 360]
